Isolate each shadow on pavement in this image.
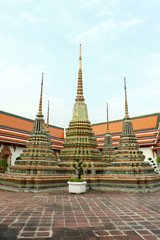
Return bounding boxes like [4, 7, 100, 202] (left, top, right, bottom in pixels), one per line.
[0, 224, 18, 240]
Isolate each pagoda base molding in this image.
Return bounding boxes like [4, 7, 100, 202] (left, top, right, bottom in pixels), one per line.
[0, 172, 160, 193]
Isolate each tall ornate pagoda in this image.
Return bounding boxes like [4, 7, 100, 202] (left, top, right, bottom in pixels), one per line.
[102, 103, 115, 162]
[10, 73, 57, 174]
[59, 45, 102, 163]
[112, 78, 154, 174]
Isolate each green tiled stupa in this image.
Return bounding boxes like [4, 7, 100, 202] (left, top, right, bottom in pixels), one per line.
[112, 78, 154, 174]
[102, 103, 115, 162]
[10, 73, 57, 174]
[59, 45, 102, 163]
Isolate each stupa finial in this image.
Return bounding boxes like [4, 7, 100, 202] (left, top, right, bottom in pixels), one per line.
[75, 44, 85, 102]
[47, 100, 50, 128]
[37, 73, 44, 116]
[106, 102, 109, 133]
[79, 43, 82, 69]
[124, 77, 129, 119]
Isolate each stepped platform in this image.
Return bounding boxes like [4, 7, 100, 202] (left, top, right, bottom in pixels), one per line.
[0, 171, 160, 193]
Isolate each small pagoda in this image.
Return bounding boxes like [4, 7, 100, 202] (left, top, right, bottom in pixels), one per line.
[59, 45, 102, 164]
[101, 103, 115, 162]
[111, 78, 154, 174]
[10, 73, 57, 174]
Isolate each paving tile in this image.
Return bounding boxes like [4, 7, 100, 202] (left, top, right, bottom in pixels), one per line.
[142, 236, 158, 240]
[123, 230, 145, 240]
[1, 189, 160, 239]
[19, 232, 35, 237]
[94, 230, 110, 236]
[137, 230, 152, 235]
[150, 229, 160, 234]
[36, 231, 51, 237]
[113, 236, 128, 240]
[109, 230, 124, 235]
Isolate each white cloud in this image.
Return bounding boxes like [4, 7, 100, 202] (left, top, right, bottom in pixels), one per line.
[0, 65, 43, 119]
[0, 58, 7, 68]
[73, 17, 144, 43]
[21, 12, 39, 24]
[121, 17, 144, 28]
[0, 11, 39, 26]
[96, 7, 115, 17]
[101, 76, 116, 83]
[9, 0, 31, 3]
[0, 13, 22, 26]
[44, 96, 72, 127]
[80, 0, 100, 9]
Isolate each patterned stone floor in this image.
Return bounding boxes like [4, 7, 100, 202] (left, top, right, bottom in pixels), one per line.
[0, 189, 160, 240]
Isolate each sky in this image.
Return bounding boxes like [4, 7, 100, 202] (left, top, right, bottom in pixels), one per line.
[1, 0, 160, 128]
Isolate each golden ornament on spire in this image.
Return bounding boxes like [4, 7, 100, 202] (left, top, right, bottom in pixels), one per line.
[75, 44, 85, 102]
[79, 44, 82, 69]
[124, 77, 129, 119]
[37, 73, 44, 116]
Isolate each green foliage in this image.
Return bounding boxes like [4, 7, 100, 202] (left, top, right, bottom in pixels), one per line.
[69, 178, 85, 182]
[73, 158, 84, 179]
[16, 157, 21, 160]
[0, 159, 8, 170]
[156, 156, 160, 164]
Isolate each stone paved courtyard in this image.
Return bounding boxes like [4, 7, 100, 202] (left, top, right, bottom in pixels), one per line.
[0, 189, 160, 240]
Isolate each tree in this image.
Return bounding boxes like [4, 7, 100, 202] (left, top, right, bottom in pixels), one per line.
[72, 159, 84, 179]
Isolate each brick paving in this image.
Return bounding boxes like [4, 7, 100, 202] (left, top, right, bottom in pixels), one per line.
[0, 190, 160, 239]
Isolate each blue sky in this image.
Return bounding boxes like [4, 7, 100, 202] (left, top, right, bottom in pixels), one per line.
[1, 0, 160, 127]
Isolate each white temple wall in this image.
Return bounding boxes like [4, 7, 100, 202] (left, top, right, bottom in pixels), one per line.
[0, 143, 24, 166]
[140, 146, 155, 161]
[10, 145, 24, 165]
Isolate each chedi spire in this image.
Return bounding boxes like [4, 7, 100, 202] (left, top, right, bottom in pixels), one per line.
[124, 77, 129, 119]
[102, 102, 115, 162]
[75, 44, 85, 102]
[106, 102, 109, 133]
[46, 100, 50, 130]
[37, 73, 44, 117]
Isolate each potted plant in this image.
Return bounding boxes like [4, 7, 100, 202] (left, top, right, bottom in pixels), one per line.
[68, 159, 87, 193]
[0, 159, 8, 173]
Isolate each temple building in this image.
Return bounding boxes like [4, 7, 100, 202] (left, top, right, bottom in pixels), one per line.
[1, 111, 160, 169]
[59, 44, 102, 163]
[1, 111, 160, 168]
[0, 45, 160, 192]
[102, 103, 115, 162]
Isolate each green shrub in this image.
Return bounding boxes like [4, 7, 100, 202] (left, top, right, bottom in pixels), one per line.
[156, 156, 160, 164]
[69, 178, 85, 182]
[0, 159, 8, 170]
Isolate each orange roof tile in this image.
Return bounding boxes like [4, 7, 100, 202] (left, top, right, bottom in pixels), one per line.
[92, 114, 159, 136]
[0, 113, 33, 132]
[0, 111, 64, 140]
